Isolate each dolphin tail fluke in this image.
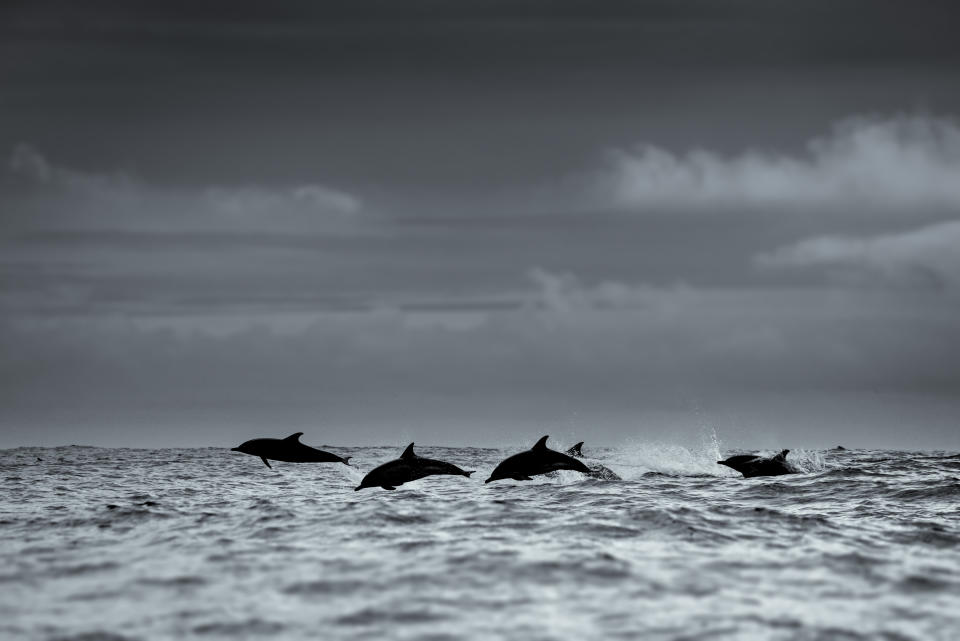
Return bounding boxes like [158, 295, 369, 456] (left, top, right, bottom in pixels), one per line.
[463, 470, 476, 477]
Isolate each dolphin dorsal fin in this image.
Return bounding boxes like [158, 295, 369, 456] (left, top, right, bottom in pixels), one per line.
[284, 432, 304, 442]
[774, 449, 789, 460]
[532, 435, 550, 450]
[401, 443, 416, 459]
[566, 441, 584, 457]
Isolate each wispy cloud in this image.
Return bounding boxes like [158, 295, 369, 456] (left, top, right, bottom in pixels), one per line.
[203, 185, 360, 218]
[600, 115, 960, 212]
[4, 144, 361, 232]
[756, 220, 960, 290]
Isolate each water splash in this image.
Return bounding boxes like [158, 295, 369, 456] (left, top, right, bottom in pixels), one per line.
[612, 426, 731, 478]
[786, 448, 827, 474]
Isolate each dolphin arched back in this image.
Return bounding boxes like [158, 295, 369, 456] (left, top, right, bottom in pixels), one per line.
[354, 442, 473, 491]
[231, 432, 350, 467]
[718, 449, 795, 478]
[485, 434, 591, 483]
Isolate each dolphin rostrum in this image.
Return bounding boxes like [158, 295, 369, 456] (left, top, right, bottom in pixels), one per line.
[564, 441, 621, 481]
[717, 449, 795, 478]
[231, 432, 351, 469]
[485, 435, 591, 484]
[354, 443, 475, 491]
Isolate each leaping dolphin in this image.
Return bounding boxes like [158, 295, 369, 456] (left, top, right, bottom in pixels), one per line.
[354, 443, 475, 491]
[485, 435, 591, 484]
[565, 442, 584, 456]
[565, 442, 621, 480]
[231, 432, 351, 469]
[717, 449, 795, 478]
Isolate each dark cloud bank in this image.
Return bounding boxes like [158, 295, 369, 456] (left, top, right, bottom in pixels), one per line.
[1, 2, 959, 448]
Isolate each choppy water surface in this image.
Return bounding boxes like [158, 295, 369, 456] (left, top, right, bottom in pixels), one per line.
[2, 442, 959, 640]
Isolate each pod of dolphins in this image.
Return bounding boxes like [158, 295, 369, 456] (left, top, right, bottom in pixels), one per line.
[232, 432, 809, 489]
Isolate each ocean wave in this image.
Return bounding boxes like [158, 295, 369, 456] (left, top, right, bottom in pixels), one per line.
[2, 445, 959, 640]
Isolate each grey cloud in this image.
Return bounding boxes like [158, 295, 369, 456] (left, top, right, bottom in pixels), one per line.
[527, 268, 694, 314]
[6, 2, 960, 73]
[599, 115, 960, 212]
[4, 144, 361, 232]
[3, 270, 959, 447]
[204, 185, 360, 218]
[8, 143, 139, 197]
[3, 3, 960, 449]
[0, 146, 368, 319]
[10, 144, 53, 182]
[756, 220, 960, 290]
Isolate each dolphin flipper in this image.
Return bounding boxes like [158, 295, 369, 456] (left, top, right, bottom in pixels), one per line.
[260, 457, 272, 469]
[381, 485, 396, 490]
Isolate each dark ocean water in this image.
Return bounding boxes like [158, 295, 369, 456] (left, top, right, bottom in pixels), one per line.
[2, 441, 959, 640]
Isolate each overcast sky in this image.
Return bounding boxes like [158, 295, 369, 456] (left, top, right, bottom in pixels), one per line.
[2, 1, 959, 449]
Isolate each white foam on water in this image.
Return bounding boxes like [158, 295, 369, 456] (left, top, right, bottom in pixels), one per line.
[607, 425, 733, 478]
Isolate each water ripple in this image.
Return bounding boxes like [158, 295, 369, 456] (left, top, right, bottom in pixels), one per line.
[1, 446, 958, 640]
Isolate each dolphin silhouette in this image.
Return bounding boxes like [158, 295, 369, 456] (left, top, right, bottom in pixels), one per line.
[355, 443, 475, 491]
[717, 449, 795, 478]
[485, 435, 591, 484]
[231, 432, 351, 469]
[564, 442, 621, 480]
